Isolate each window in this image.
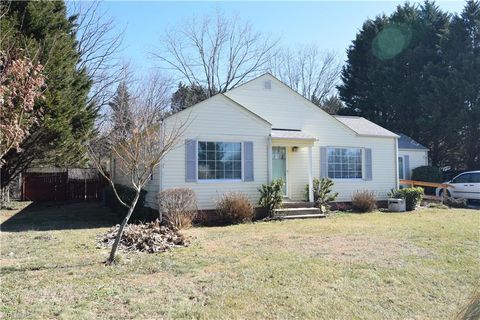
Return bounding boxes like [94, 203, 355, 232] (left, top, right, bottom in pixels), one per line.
[398, 156, 404, 179]
[198, 142, 241, 180]
[471, 173, 480, 183]
[327, 148, 362, 179]
[452, 173, 471, 184]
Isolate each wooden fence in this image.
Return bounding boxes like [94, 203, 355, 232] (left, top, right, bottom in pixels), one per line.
[399, 179, 454, 201]
[22, 169, 107, 202]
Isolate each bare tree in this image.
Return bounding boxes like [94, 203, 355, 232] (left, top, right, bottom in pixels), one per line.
[269, 45, 342, 105]
[69, 1, 125, 109]
[152, 10, 280, 96]
[88, 73, 188, 265]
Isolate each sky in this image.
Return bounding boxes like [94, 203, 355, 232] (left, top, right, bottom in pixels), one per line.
[69, 1, 466, 73]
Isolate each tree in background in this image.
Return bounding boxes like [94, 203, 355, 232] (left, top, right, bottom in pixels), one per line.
[338, 1, 479, 169]
[269, 46, 342, 107]
[0, 1, 98, 191]
[170, 82, 208, 113]
[152, 10, 279, 97]
[319, 95, 344, 115]
[109, 82, 133, 135]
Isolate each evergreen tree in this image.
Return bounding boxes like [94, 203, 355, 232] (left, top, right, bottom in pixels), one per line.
[170, 82, 208, 113]
[0, 1, 97, 188]
[337, 1, 477, 168]
[109, 82, 132, 136]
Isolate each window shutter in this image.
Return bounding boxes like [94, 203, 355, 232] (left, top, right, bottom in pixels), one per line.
[185, 139, 197, 182]
[365, 148, 372, 181]
[320, 147, 328, 178]
[243, 141, 254, 181]
[404, 155, 410, 180]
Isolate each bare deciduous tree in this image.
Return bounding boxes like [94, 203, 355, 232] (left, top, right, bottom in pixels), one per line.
[88, 73, 188, 265]
[269, 46, 342, 105]
[70, 0, 125, 108]
[152, 10, 280, 96]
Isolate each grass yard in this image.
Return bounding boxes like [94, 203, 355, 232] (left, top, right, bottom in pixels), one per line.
[1, 202, 479, 319]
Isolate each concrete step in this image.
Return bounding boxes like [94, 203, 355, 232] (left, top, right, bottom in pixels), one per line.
[282, 201, 315, 208]
[275, 207, 321, 216]
[282, 213, 326, 219]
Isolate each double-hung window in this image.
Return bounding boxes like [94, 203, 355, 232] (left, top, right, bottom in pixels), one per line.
[398, 156, 404, 179]
[198, 142, 242, 180]
[327, 148, 362, 179]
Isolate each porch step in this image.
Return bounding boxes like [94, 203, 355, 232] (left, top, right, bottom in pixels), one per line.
[275, 207, 321, 216]
[282, 213, 326, 219]
[282, 201, 315, 208]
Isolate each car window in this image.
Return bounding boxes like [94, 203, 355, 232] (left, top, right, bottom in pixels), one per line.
[452, 174, 471, 183]
[471, 173, 480, 183]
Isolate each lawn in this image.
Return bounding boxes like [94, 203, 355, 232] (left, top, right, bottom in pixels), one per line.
[1, 202, 478, 319]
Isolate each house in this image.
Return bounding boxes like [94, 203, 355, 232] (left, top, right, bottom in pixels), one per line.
[115, 74, 400, 210]
[396, 133, 429, 180]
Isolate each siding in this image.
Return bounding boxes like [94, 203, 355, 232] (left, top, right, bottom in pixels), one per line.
[399, 149, 428, 178]
[226, 74, 398, 201]
[162, 94, 271, 210]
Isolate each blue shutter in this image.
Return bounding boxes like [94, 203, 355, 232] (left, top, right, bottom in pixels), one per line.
[404, 155, 410, 180]
[365, 148, 372, 181]
[320, 147, 328, 178]
[243, 141, 254, 181]
[185, 139, 197, 182]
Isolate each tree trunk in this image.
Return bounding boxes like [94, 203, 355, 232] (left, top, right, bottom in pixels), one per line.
[107, 191, 141, 265]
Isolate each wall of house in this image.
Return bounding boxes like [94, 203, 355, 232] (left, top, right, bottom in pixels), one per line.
[161, 94, 271, 210]
[398, 149, 428, 179]
[226, 74, 398, 202]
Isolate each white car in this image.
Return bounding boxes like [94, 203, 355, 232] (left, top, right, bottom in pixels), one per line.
[436, 171, 480, 200]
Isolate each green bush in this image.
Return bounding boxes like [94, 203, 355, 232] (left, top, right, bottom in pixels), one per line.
[411, 166, 442, 195]
[103, 184, 148, 221]
[411, 166, 443, 182]
[389, 187, 424, 211]
[258, 179, 284, 217]
[304, 178, 338, 212]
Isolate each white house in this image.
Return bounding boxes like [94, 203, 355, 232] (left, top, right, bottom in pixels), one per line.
[397, 133, 429, 180]
[115, 74, 401, 210]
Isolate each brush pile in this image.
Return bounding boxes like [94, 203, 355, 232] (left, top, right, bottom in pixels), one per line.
[98, 220, 189, 253]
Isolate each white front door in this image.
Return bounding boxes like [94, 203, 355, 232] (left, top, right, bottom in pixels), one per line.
[272, 147, 287, 196]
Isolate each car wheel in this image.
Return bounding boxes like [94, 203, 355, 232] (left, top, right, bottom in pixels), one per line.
[439, 189, 451, 198]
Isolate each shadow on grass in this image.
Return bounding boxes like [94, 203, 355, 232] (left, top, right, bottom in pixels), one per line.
[0, 261, 102, 274]
[0, 202, 120, 232]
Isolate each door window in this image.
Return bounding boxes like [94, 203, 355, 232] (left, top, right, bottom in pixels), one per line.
[470, 173, 480, 183]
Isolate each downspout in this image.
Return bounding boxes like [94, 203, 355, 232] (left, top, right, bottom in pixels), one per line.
[267, 135, 272, 182]
[395, 138, 399, 190]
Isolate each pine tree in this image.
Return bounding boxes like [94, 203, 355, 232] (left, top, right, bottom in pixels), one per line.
[109, 82, 132, 136]
[170, 82, 208, 113]
[0, 1, 97, 188]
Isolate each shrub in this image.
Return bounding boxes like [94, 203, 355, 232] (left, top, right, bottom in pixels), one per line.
[216, 192, 254, 224]
[104, 184, 147, 218]
[389, 187, 424, 211]
[258, 179, 284, 217]
[351, 190, 377, 213]
[304, 178, 338, 212]
[411, 166, 443, 183]
[411, 166, 443, 195]
[157, 188, 197, 229]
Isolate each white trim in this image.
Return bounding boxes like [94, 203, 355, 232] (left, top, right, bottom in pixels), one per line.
[308, 146, 314, 202]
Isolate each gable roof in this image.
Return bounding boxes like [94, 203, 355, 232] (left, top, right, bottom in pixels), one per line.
[333, 116, 399, 138]
[397, 133, 428, 150]
[164, 93, 271, 126]
[226, 73, 398, 139]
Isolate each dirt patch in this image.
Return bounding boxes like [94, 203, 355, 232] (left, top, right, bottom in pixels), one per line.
[303, 235, 434, 267]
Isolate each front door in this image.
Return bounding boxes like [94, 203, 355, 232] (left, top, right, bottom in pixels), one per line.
[272, 147, 287, 196]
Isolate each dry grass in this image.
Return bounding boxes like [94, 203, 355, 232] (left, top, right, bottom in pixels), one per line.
[1, 202, 479, 319]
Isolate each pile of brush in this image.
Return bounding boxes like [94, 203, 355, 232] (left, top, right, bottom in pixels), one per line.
[99, 220, 189, 253]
